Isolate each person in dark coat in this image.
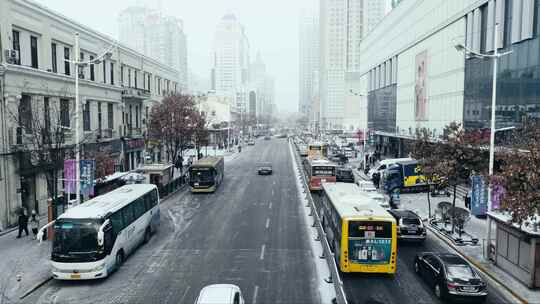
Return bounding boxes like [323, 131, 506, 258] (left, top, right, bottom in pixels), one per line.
[16, 207, 29, 238]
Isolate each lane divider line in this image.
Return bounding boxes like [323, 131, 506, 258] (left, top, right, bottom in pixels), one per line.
[268, 202, 273, 209]
[265, 218, 270, 229]
[259, 244, 266, 260]
[252, 285, 259, 304]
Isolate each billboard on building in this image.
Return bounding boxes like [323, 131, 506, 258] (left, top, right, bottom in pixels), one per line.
[415, 51, 428, 121]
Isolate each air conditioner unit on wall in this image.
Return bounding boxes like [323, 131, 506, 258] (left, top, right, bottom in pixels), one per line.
[4, 49, 20, 64]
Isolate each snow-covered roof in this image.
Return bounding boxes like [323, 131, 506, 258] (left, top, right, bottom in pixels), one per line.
[309, 159, 336, 167]
[322, 182, 395, 222]
[59, 184, 157, 220]
[488, 211, 540, 236]
[138, 163, 173, 171]
[98, 172, 129, 184]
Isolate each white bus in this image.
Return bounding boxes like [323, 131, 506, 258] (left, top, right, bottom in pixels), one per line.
[39, 184, 160, 280]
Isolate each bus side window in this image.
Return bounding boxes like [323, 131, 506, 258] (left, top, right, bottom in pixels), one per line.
[110, 212, 124, 239]
[122, 204, 135, 227]
[103, 224, 114, 253]
[133, 198, 145, 219]
[233, 292, 240, 304]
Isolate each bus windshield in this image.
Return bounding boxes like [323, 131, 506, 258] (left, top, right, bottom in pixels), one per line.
[313, 166, 335, 176]
[190, 168, 214, 183]
[348, 221, 393, 265]
[52, 219, 102, 262]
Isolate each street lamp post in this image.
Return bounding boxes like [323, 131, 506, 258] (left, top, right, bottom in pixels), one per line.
[69, 33, 113, 205]
[454, 23, 512, 257]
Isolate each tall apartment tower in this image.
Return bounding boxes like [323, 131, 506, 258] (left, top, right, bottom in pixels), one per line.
[211, 14, 250, 95]
[319, 0, 363, 129]
[118, 7, 188, 90]
[364, 0, 391, 35]
[299, 4, 320, 119]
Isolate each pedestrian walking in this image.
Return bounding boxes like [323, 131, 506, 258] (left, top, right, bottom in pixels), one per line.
[30, 210, 39, 239]
[16, 207, 29, 238]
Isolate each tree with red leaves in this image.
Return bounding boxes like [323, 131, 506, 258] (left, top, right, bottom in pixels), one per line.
[491, 120, 540, 226]
[148, 94, 200, 168]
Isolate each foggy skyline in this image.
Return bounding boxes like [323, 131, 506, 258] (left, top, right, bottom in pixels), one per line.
[34, 0, 316, 113]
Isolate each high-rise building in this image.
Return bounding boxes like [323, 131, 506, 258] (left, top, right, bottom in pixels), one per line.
[211, 14, 250, 95]
[299, 5, 320, 119]
[118, 7, 188, 90]
[319, 0, 364, 129]
[364, 0, 391, 35]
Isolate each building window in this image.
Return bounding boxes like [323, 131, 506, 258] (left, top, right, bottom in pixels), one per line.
[19, 95, 32, 134]
[30, 36, 38, 69]
[148, 74, 151, 92]
[12, 30, 20, 65]
[44, 97, 50, 133]
[51, 43, 57, 73]
[121, 66, 124, 86]
[60, 98, 70, 127]
[90, 56, 95, 81]
[134, 70, 138, 88]
[128, 69, 131, 87]
[135, 105, 139, 128]
[97, 102, 102, 132]
[83, 102, 90, 131]
[110, 62, 114, 85]
[107, 103, 114, 129]
[129, 105, 133, 128]
[102, 60, 107, 83]
[79, 52, 84, 79]
[64, 47, 70, 75]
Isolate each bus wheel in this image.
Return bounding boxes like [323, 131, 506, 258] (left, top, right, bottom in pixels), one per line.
[115, 250, 125, 270]
[143, 228, 151, 244]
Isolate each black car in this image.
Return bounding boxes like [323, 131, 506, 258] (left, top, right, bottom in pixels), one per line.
[257, 162, 273, 175]
[387, 209, 426, 241]
[414, 253, 488, 302]
[336, 167, 355, 183]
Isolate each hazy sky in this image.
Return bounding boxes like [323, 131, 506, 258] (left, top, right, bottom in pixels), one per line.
[35, 0, 316, 113]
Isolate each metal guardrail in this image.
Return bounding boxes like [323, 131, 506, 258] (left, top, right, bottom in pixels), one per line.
[289, 139, 348, 304]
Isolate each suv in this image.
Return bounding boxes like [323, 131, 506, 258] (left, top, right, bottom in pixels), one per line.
[336, 167, 355, 183]
[387, 209, 426, 241]
[195, 284, 245, 304]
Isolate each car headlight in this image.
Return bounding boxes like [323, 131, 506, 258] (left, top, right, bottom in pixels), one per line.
[92, 263, 105, 272]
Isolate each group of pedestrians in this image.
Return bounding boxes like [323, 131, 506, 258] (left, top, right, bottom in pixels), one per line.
[15, 207, 40, 239]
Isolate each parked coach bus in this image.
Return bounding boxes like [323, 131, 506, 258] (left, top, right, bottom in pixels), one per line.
[189, 156, 225, 193]
[307, 158, 336, 191]
[320, 182, 397, 274]
[37, 184, 160, 280]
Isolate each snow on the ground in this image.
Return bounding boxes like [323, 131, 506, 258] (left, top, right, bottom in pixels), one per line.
[288, 141, 337, 304]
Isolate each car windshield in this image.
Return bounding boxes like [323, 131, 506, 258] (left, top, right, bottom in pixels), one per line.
[447, 265, 475, 280]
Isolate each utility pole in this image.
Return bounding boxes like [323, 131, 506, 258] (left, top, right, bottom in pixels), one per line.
[74, 33, 81, 206]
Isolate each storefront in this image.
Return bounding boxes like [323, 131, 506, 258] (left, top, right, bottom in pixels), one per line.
[123, 138, 145, 171]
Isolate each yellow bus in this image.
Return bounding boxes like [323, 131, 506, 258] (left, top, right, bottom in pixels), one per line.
[319, 182, 397, 274]
[307, 142, 328, 160]
[188, 156, 224, 193]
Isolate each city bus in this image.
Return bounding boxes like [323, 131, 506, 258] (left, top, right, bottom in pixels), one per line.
[307, 142, 328, 159]
[38, 184, 160, 280]
[306, 158, 337, 191]
[319, 182, 397, 274]
[189, 156, 225, 193]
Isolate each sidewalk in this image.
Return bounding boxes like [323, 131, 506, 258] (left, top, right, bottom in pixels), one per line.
[399, 192, 540, 303]
[0, 217, 52, 303]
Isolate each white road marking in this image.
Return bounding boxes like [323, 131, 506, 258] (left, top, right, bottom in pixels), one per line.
[265, 218, 270, 229]
[259, 244, 266, 260]
[252, 285, 259, 304]
[271, 189, 274, 196]
[268, 202, 272, 209]
[179, 286, 190, 303]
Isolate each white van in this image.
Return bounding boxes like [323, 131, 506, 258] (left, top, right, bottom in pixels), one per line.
[367, 158, 413, 179]
[195, 284, 244, 304]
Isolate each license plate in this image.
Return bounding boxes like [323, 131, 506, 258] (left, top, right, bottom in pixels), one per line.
[321, 179, 327, 183]
[70, 274, 81, 279]
[194, 183, 199, 186]
[462, 286, 476, 292]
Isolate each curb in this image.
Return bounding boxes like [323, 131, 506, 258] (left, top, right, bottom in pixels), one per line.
[0, 226, 18, 237]
[19, 276, 53, 300]
[426, 225, 528, 304]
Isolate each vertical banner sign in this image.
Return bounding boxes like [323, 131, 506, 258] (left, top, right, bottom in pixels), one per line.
[491, 183, 506, 210]
[63, 159, 76, 195]
[80, 160, 95, 197]
[470, 175, 488, 216]
[415, 50, 428, 121]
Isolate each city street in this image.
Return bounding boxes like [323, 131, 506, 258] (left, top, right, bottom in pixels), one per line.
[22, 138, 320, 304]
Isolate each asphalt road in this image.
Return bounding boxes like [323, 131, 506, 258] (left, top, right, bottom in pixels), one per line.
[24, 138, 319, 304]
[311, 191, 511, 304]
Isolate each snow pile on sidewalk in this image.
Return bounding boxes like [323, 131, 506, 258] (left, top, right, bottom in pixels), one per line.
[288, 141, 336, 303]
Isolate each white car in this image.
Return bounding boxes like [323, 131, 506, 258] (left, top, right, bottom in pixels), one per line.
[195, 284, 245, 304]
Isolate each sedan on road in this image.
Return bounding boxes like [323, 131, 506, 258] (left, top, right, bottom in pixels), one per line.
[257, 162, 273, 175]
[414, 252, 488, 302]
[195, 284, 245, 304]
[388, 209, 426, 241]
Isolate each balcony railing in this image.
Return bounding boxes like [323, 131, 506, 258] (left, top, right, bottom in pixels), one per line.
[122, 87, 151, 100]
